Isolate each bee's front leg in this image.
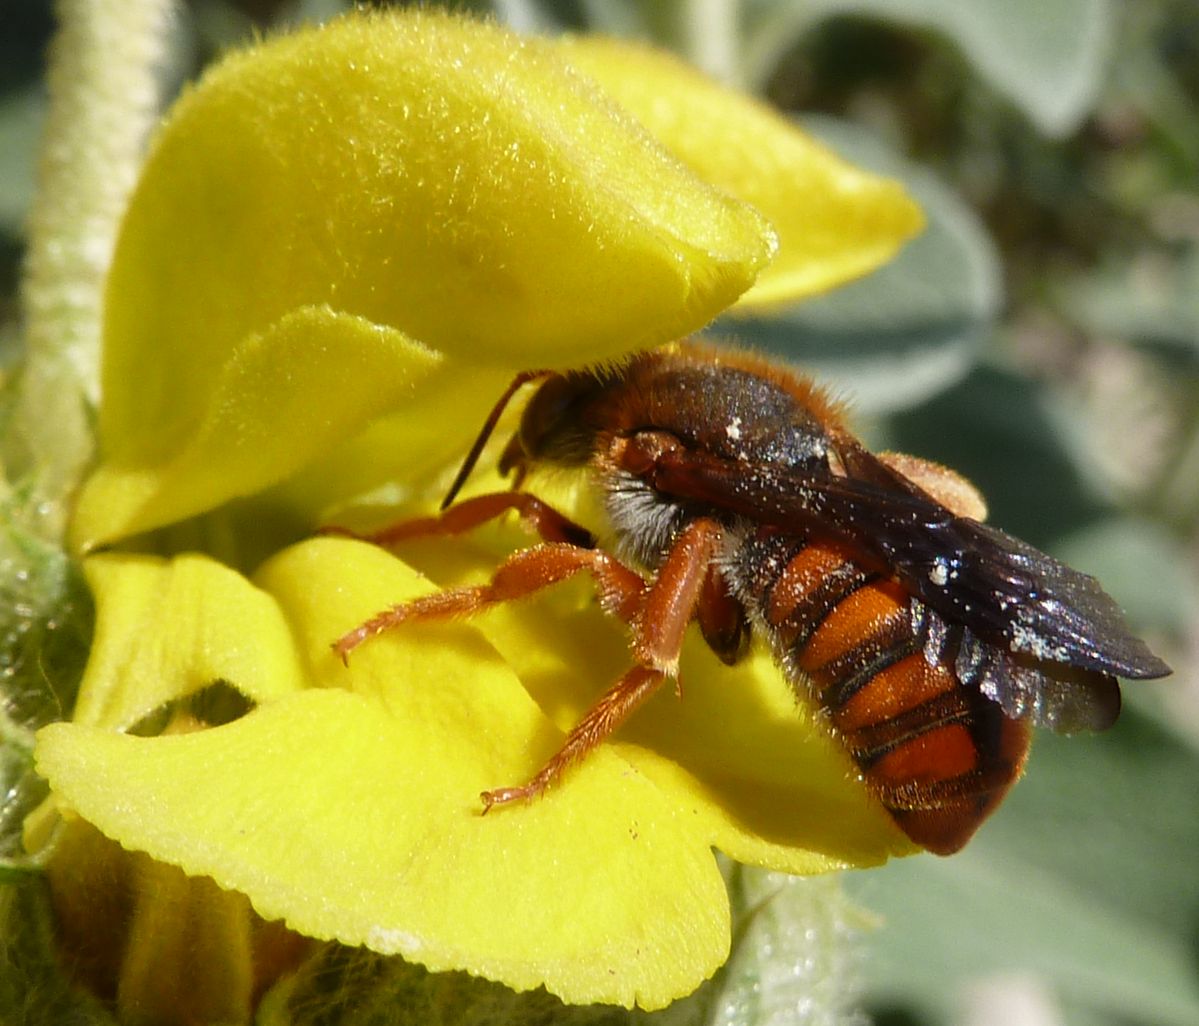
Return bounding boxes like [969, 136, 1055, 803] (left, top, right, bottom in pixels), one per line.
[323, 490, 595, 549]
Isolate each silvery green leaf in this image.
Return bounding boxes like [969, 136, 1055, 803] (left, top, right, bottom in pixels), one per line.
[847, 712, 1199, 1026]
[0, 88, 44, 236]
[707, 868, 868, 1026]
[720, 116, 1001, 417]
[744, 0, 1115, 136]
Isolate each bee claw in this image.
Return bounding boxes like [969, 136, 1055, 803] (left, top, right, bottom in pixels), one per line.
[479, 785, 532, 814]
[331, 635, 357, 667]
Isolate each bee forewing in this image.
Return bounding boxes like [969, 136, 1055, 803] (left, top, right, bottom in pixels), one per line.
[648, 445, 1171, 684]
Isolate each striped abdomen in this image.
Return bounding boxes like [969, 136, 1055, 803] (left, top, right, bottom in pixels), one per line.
[731, 530, 1031, 854]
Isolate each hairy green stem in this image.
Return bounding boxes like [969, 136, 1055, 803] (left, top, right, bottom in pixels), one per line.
[677, 0, 743, 85]
[13, 0, 174, 540]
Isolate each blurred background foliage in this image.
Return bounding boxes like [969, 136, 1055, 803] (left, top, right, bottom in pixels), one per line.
[1, 1, 1197, 1025]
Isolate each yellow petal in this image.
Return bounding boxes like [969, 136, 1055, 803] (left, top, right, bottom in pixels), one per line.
[360, 483, 911, 871]
[618, 641, 917, 869]
[36, 539, 732, 1009]
[559, 37, 924, 307]
[71, 307, 440, 551]
[464, 578, 911, 871]
[72, 553, 307, 730]
[262, 360, 516, 532]
[99, 9, 774, 475]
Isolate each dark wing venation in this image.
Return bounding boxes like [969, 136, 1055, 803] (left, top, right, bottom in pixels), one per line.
[650, 447, 1171, 681]
[946, 519, 1168, 678]
[921, 607, 1121, 732]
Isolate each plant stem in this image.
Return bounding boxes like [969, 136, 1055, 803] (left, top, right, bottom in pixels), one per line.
[13, 0, 174, 541]
[677, 0, 742, 85]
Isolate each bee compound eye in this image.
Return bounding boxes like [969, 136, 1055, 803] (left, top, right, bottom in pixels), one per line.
[517, 374, 599, 465]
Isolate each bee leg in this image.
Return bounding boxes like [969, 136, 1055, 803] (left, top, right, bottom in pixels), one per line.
[629, 519, 725, 674]
[322, 491, 595, 548]
[697, 567, 750, 665]
[332, 543, 647, 664]
[480, 666, 667, 812]
[481, 518, 726, 811]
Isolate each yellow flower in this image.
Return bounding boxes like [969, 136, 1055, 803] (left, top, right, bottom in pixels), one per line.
[31, 8, 923, 1014]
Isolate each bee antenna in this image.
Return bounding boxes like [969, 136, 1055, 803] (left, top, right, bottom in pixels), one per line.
[441, 369, 553, 510]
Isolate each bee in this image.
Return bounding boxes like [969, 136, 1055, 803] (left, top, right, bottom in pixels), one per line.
[332, 342, 1170, 854]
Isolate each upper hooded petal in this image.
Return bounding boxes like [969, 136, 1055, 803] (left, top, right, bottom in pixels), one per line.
[559, 36, 924, 308]
[97, 10, 775, 476]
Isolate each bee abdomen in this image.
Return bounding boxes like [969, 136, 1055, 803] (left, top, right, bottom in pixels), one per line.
[738, 532, 1031, 855]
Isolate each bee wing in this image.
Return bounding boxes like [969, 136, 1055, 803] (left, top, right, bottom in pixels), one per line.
[922, 610, 1122, 732]
[649, 446, 1171, 686]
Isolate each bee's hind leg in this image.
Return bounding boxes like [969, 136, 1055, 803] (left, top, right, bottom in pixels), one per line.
[481, 517, 726, 811]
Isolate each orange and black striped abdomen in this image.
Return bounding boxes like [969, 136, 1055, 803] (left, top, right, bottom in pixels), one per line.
[735, 531, 1031, 854]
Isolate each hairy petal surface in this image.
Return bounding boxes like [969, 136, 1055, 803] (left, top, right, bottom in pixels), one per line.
[560, 36, 924, 308]
[72, 309, 442, 550]
[38, 10, 933, 1011]
[86, 10, 775, 550]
